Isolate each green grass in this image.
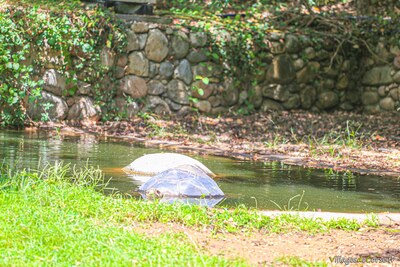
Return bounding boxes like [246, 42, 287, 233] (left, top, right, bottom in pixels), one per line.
[0, 163, 246, 266]
[0, 163, 378, 265]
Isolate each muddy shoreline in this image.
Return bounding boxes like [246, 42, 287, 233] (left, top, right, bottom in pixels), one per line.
[24, 110, 400, 178]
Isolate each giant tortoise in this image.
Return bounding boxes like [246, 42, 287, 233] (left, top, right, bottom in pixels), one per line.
[138, 164, 224, 207]
[123, 153, 215, 178]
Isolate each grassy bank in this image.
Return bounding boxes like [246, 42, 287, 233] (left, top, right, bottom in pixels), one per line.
[0, 163, 378, 266]
[0, 163, 245, 266]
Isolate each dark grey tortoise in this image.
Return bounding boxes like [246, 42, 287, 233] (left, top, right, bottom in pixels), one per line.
[138, 164, 224, 207]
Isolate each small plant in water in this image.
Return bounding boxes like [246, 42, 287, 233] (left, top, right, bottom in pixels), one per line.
[270, 190, 309, 211]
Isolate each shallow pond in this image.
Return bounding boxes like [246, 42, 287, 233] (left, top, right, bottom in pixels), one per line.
[1, 130, 399, 213]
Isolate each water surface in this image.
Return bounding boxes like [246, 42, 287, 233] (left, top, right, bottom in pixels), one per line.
[1, 130, 399, 212]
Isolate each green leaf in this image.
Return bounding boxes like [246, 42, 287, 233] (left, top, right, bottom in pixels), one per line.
[198, 88, 204, 96]
[202, 77, 209, 85]
[13, 63, 20, 71]
[212, 53, 219, 60]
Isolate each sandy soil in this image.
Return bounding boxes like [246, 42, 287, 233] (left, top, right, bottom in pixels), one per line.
[134, 221, 400, 266]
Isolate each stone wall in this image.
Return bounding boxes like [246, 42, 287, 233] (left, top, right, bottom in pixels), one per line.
[27, 20, 400, 122]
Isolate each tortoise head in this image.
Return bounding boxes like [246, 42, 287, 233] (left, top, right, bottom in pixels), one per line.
[145, 188, 163, 199]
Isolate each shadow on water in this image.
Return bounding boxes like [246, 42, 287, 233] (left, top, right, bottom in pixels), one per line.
[1, 130, 399, 212]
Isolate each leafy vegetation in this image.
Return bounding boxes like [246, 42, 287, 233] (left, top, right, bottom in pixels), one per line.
[0, 2, 125, 126]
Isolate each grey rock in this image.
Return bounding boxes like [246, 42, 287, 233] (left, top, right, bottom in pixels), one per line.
[260, 99, 283, 111]
[262, 84, 291, 102]
[269, 32, 284, 41]
[208, 95, 221, 107]
[190, 32, 208, 47]
[296, 61, 320, 84]
[159, 61, 174, 79]
[77, 81, 93, 95]
[323, 67, 339, 78]
[137, 34, 148, 50]
[393, 55, 400, 70]
[119, 75, 148, 98]
[378, 85, 388, 97]
[284, 34, 300, 53]
[149, 62, 159, 78]
[145, 29, 169, 62]
[336, 74, 349, 90]
[114, 3, 142, 14]
[125, 30, 140, 52]
[146, 96, 171, 114]
[316, 91, 339, 110]
[364, 104, 380, 113]
[211, 107, 228, 115]
[361, 91, 379, 105]
[131, 22, 149, 33]
[283, 94, 301, 109]
[302, 47, 316, 60]
[100, 47, 115, 69]
[379, 97, 395, 111]
[170, 31, 190, 59]
[192, 63, 214, 78]
[167, 79, 189, 105]
[43, 69, 66, 96]
[115, 54, 128, 67]
[187, 49, 208, 63]
[249, 85, 263, 109]
[390, 45, 400, 56]
[300, 86, 317, 109]
[221, 86, 239, 106]
[375, 42, 390, 63]
[194, 100, 212, 113]
[27, 91, 68, 121]
[174, 59, 193, 85]
[127, 52, 149, 77]
[389, 88, 400, 100]
[192, 80, 215, 100]
[339, 102, 354, 111]
[147, 80, 165, 95]
[165, 98, 183, 111]
[177, 106, 193, 117]
[361, 57, 375, 68]
[341, 60, 351, 72]
[393, 71, 400, 83]
[114, 97, 139, 119]
[346, 89, 361, 104]
[293, 58, 305, 71]
[322, 79, 335, 90]
[266, 54, 295, 84]
[67, 96, 100, 121]
[269, 41, 285, 54]
[98, 76, 115, 96]
[114, 66, 125, 79]
[315, 50, 330, 61]
[362, 66, 393, 85]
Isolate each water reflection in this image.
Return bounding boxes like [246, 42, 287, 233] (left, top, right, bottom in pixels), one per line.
[0, 130, 399, 213]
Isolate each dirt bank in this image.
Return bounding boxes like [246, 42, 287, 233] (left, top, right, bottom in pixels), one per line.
[135, 221, 400, 266]
[29, 110, 400, 177]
